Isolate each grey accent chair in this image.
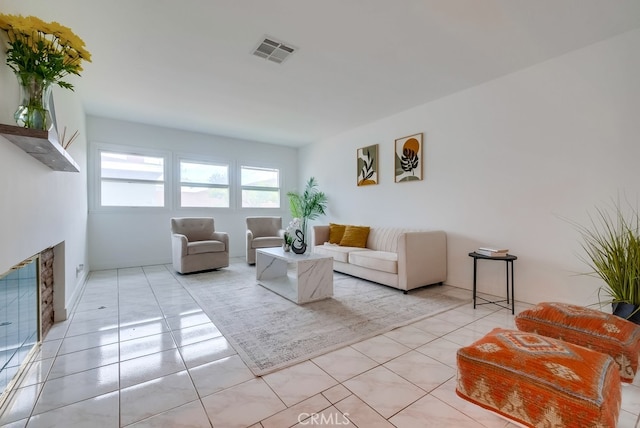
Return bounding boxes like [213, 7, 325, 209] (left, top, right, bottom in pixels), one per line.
[246, 216, 285, 265]
[170, 217, 229, 274]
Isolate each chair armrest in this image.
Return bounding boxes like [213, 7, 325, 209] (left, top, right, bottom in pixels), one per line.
[212, 231, 229, 250]
[246, 230, 254, 250]
[171, 233, 188, 259]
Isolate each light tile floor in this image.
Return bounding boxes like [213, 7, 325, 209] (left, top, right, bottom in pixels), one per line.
[1, 259, 639, 427]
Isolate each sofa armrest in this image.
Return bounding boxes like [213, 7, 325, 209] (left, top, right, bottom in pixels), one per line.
[312, 225, 330, 246]
[397, 230, 447, 290]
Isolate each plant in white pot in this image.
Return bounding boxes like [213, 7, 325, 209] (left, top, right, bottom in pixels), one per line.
[573, 199, 640, 324]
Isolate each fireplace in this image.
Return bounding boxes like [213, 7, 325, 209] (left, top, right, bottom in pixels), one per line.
[1, 247, 55, 398]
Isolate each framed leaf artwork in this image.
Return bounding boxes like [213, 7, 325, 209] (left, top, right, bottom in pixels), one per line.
[394, 133, 423, 182]
[357, 144, 378, 186]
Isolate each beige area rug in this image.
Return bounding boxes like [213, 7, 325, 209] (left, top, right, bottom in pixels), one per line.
[175, 261, 469, 376]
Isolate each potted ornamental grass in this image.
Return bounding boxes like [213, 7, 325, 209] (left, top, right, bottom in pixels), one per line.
[286, 177, 328, 245]
[573, 199, 640, 324]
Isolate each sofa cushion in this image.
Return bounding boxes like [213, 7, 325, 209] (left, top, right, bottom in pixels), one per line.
[340, 225, 370, 248]
[314, 244, 369, 263]
[329, 223, 347, 244]
[515, 302, 640, 383]
[348, 250, 397, 274]
[187, 240, 225, 255]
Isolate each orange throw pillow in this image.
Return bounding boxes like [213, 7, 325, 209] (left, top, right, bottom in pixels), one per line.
[328, 223, 346, 244]
[339, 225, 370, 248]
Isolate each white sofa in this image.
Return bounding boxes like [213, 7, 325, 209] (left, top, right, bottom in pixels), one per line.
[312, 225, 447, 293]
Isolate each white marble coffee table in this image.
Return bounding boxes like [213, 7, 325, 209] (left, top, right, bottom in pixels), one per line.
[255, 247, 333, 304]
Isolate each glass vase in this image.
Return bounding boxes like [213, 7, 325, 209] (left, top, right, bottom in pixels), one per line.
[14, 73, 53, 131]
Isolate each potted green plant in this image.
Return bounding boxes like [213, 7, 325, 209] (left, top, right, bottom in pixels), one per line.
[286, 177, 328, 245]
[573, 200, 640, 324]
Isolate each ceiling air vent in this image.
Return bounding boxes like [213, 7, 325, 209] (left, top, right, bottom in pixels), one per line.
[252, 37, 296, 64]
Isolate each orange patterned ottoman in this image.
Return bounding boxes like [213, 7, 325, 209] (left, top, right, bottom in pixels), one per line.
[456, 328, 621, 428]
[515, 302, 640, 382]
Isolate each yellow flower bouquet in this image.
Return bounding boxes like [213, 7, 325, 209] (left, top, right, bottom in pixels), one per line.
[0, 14, 91, 129]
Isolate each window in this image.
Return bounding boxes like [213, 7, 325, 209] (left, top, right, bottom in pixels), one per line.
[240, 166, 280, 208]
[179, 160, 229, 208]
[100, 151, 165, 207]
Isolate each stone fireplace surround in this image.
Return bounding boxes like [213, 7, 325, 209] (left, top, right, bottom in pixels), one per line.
[40, 247, 55, 337]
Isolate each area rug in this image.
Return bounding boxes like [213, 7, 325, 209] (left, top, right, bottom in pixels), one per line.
[175, 261, 469, 376]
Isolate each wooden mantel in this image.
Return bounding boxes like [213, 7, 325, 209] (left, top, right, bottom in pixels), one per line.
[0, 123, 79, 172]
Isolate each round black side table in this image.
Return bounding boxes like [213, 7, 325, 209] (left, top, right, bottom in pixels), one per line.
[468, 252, 517, 314]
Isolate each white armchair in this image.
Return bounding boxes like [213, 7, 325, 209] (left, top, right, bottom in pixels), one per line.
[170, 217, 229, 274]
[246, 216, 285, 264]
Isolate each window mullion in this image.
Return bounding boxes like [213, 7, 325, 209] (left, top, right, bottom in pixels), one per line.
[102, 178, 164, 185]
[241, 185, 278, 192]
[180, 182, 228, 190]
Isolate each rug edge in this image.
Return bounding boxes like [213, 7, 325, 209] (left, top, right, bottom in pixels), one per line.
[243, 297, 471, 376]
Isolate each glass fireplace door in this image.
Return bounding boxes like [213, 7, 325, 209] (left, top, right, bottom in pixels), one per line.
[1, 257, 39, 393]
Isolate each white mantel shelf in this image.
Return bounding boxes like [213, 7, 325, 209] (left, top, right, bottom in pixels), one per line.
[0, 123, 79, 172]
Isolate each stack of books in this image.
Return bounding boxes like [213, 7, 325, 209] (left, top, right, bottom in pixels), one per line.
[476, 247, 509, 257]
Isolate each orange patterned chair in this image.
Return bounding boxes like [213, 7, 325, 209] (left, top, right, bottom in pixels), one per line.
[515, 302, 640, 383]
[456, 328, 621, 428]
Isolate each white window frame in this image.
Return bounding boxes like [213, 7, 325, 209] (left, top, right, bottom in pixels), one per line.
[91, 143, 172, 212]
[176, 156, 231, 209]
[239, 164, 282, 209]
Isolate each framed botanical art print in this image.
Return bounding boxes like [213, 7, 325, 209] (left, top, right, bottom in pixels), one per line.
[357, 144, 378, 186]
[394, 133, 423, 182]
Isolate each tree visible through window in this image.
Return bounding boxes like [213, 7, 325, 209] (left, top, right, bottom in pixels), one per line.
[241, 166, 280, 208]
[179, 160, 229, 208]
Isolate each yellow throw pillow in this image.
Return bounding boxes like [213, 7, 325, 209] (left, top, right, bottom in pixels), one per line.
[328, 223, 346, 244]
[339, 225, 370, 248]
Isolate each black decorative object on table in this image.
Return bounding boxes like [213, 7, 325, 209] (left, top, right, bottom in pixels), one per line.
[292, 229, 307, 254]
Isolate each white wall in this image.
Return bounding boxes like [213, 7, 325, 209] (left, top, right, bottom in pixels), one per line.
[300, 29, 640, 307]
[0, 61, 89, 320]
[86, 116, 299, 270]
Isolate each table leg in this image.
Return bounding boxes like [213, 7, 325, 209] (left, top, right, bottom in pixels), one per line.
[510, 260, 515, 315]
[473, 257, 477, 309]
[505, 260, 510, 305]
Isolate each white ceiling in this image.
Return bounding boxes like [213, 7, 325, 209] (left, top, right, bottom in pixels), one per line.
[6, 0, 640, 147]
